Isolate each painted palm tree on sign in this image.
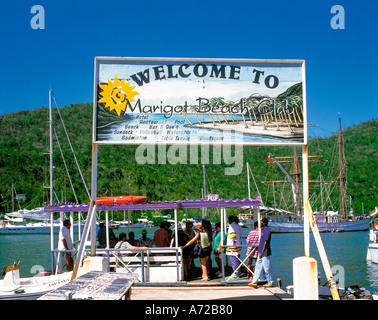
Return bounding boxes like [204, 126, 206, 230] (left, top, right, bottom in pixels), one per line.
[225, 100, 237, 124]
[286, 96, 299, 127]
[189, 104, 203, 124]
[209, 98, 222, 124]
[244, 97, 259, 125]
[212, 97, 229, 124]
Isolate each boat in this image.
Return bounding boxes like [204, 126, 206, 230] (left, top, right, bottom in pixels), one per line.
[0, 211, 86, 235]
[0, 261, 72, 300]
[45, 197, 262, 285]
[239, 116, 371, 233]
[1, 90, 91, 235]
[367, 215, 378, 264]
[0, 206, 61, 235]
[286, 283, 378, 300]
[96, 196, 147, 205]
[0, 220, 61, 235]
[240, 209, 369, 233]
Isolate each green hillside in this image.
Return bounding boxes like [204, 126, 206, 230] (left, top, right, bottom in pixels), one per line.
[0, 103, 376, 219]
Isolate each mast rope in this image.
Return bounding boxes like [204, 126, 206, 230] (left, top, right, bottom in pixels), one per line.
[52, 94, 91, 201]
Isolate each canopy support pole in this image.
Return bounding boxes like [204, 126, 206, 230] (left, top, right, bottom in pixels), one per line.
[302, 145, 340, 300]
[71, 143, 98, 280]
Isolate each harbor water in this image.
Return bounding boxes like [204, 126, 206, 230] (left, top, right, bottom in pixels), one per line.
[1, 227, 377, 293]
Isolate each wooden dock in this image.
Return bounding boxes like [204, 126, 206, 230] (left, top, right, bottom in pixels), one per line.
[38, 271, 138, 300]
[38, 271, 292, 300]
[130, 285, 291, 300]
[130, 275, 292, 300]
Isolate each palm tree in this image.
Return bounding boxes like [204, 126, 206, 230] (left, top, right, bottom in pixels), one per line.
[240, 99, 249, 128]
[209, 98, 222, 124]
[182, 111, 193, 125]
[225, 100, 236, 124]
[245, 97, 258, 125]
[189, 105, 202, 124]
[213, 97, 229, 124]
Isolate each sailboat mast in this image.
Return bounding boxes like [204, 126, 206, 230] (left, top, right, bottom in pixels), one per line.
[294, 147, 301, 215]
[338, 114, 346, 219]
[49, 90, 53, 206]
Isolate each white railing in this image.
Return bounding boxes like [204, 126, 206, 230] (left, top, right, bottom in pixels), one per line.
[52, 247, 183, 283]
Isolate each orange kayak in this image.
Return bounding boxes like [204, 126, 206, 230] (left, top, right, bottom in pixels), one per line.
[96, 196, 147, 205]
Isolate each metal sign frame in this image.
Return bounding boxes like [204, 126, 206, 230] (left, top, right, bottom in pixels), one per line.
[93, 57, 307, 146]
[72, 57, 339, 299]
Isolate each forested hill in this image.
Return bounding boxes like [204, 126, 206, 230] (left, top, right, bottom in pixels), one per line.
[0, 103, 376, 216]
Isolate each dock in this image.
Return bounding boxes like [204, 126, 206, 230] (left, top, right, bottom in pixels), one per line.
[38, 271, 138, 300]
[130, 285, 291, 300]
[38, 270, 291, 300]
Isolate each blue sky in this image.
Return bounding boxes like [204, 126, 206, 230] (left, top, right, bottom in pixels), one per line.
[0, 0, 377, 137]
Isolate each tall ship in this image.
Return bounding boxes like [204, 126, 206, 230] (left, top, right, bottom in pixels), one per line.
[239, 116, 371, 233]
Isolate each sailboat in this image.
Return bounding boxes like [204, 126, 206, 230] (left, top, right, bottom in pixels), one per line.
[239, 116, 371, 233]
[0, 184, 61, 235]
[0, 90, 90, 299]
[0, 91, 89, 235]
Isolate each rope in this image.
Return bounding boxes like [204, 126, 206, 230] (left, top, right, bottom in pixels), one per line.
[53, 128, 79, 203]
[52, 94, 91, 201]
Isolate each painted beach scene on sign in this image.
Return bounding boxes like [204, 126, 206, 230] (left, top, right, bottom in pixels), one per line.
[94, 58, 306, 145]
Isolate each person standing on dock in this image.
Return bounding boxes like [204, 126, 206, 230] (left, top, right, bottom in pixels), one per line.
[226, 215, 242, 278]
[213, 222, 226, 277]
[183, 221, 196, 279]
[246, 221, 260, 280]
[58, 219, 73, 272]
[249, 218, 274, 288]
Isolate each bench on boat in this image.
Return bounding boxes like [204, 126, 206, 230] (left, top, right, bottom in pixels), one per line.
[107, 248, 184, 283]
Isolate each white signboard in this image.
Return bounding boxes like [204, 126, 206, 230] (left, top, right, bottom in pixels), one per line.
[93, 57, 307, 145]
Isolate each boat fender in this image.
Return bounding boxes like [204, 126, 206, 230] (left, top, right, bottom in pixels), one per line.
[14, 288, 25, 294]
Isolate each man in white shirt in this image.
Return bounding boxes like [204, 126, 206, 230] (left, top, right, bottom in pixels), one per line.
[226, 215, 242, 277]
[58, 219, 73, 271]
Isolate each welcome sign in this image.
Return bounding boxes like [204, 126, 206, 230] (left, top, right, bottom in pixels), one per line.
[93, 57, 307, 145]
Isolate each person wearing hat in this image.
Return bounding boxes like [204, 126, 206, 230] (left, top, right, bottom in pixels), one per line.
[137, 229, 154, 247]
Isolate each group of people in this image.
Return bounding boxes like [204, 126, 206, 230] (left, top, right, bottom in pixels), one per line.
[178, 215, 274, 286]
[59, 216, 274, 287]
[163, 214, 274, 286]
[150, 219, 225, 281]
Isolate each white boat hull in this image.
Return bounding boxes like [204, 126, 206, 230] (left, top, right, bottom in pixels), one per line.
[0, 224, 60, 235]
[0, 272, 72, 300]
[241, 218, 370, 233]
[367, 243, 378, 264]
[0, 224, 84, 235]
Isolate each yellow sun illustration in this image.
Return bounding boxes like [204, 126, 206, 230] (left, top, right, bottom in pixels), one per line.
[98, 75, 140, 116]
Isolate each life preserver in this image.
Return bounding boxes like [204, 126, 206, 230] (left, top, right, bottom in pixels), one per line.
[96, 196, 147, 205]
